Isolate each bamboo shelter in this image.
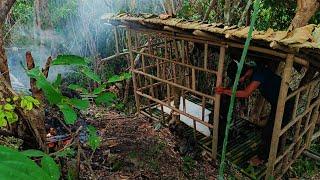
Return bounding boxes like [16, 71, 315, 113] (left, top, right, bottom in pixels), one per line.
[102, 13, 320, 179]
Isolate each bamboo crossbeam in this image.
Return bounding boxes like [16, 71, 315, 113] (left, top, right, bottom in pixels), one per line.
[286, 77, 320, 101]
[312, 131, 320, 141]
[132, 50, 218, 75]
[277, 146, 306, 179]
[136, 61, 169, 71]
[133, 69, 216, 101]
[136, 91, 214, 128]
[100, 52, 129, 62]
[138, 74, 190, 91]
[133, 28, 226, 48]
[128, 28, 311, 68]
[275, 122, 313, 164]
[280, 99, 320, 136]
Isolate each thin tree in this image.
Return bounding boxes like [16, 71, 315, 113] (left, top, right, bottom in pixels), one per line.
[0, 0, 16, 84]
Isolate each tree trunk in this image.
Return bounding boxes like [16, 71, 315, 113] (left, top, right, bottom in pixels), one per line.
[0, 28, 10, 84]
[203, 0, 218, 21]
[163, 0, 174, 15]
[291, 0, 320, 87]
[224, 0, 231, 25]
[0, 75, 48, 152]
[0, 0, 16, 85]
[289, 0, 320, 31]
[238, 0, 252, 27]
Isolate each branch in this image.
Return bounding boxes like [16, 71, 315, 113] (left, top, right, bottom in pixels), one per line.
[0, 0, 16, 23]
[203, 0, 217, 21]
[238, 0, 252, 27]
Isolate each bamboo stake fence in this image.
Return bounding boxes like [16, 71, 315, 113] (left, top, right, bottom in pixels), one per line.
[106, 25, 320, 179]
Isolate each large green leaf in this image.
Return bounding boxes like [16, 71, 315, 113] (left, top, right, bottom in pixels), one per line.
[27, 67, 63, 104]
[107, 75, 123, 83]
[21, 149, 46, 157]
[69, 98, 90, 110]
[68, 84, 89, 94]
[58, 104, 77, 124]
[0, 146, 52, 180]
[108, 72, 132, 83]
[52, 74, 62, 89]
[87, 125, 101, 151]
[92, 84, 106, 95]
[95, 92, 116, 106]
[41, 155, 60, 180]
[80, 66, 101, 84]
[51, 55, 88, 66]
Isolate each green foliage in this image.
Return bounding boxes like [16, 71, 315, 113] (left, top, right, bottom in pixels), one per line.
[87, 125, 101, 151]
[26, 55, 111, 124]
[95, 92, 117, 106]
[182, 156, 196, 174]
[0, 146, 60, 180]
[68, 84, 89, 94]
[107, 72, 132, 83]
[27, 67, 63, 105]
[52, 55, 88, 66]
[80, 66, 101, 84]
[0, 96, 40, 127]
[58, 104, 77, 124]
[69, 98, 90, 110]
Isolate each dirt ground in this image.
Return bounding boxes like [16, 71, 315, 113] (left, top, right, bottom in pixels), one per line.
[78, 107, 217, 180]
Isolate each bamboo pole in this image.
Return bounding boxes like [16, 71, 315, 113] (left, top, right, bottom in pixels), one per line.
[126, 29, 141, 115]
[204, 43, 208, 70]
[266, 54, 294, 179]
[136, 91, 214, 128]
[192, 68, 196, 90]
[306, 105, 320, 148]
[132, 50, 218, 75]
[133, 28, 309, 67]
[212, 46, 226, 159]
[114, 27, 120, 55]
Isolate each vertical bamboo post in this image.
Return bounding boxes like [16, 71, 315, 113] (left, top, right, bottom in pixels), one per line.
[293, 92, 302, 157]
[212, 46, 226, 158]
[265, 54, 294, 179]
[126, 29, 140, 115]
[135, 32, 138, 49]
[114, 27, 119, 55]
[192, 69, 196, 90]
[204, 43, 208, 70]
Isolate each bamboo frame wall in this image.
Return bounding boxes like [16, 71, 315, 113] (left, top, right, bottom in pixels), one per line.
[116, 26, 320, 179]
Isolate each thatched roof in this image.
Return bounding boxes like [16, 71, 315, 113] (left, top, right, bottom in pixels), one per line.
[101, 13, 320, 66]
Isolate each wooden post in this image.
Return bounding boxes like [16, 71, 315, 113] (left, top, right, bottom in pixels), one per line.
[126, 29, 140, 115]
[265, 54, 294, 179]
[212, 46, 226, 158]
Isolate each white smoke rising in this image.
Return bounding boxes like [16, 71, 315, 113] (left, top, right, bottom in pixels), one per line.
[6, 0, 164, 89]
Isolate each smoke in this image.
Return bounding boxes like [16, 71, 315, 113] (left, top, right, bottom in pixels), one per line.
[5, 0, 165, 90]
